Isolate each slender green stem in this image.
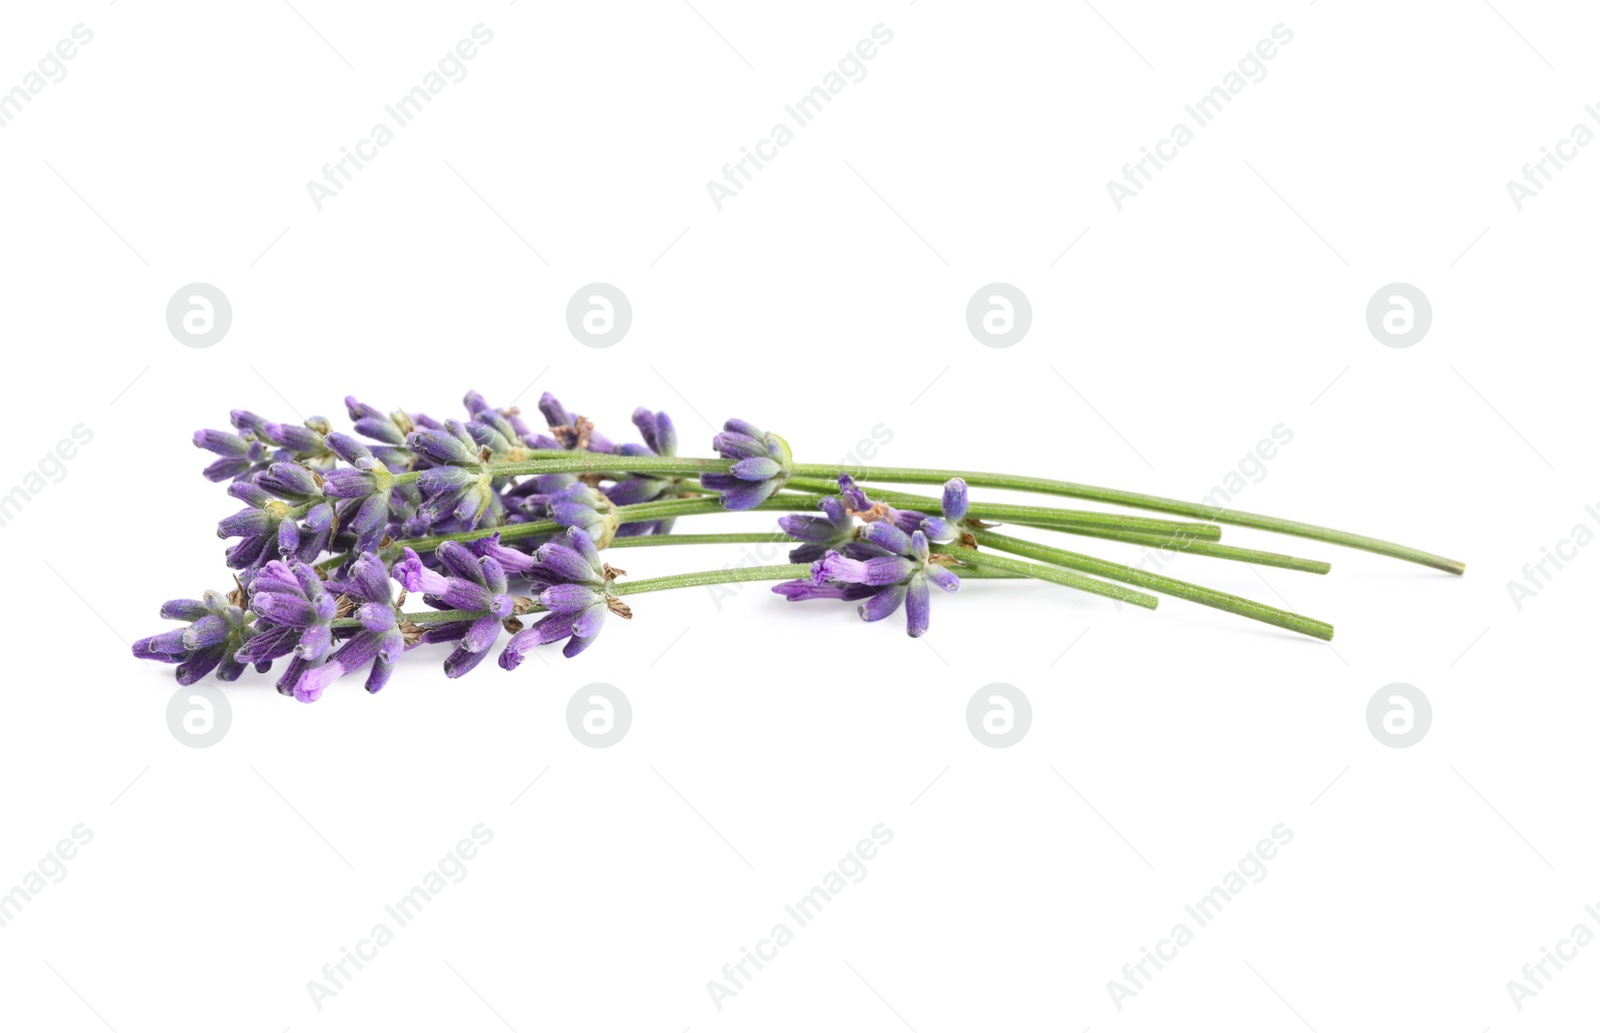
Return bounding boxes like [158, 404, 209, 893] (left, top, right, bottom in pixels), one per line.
[781, 476, 1222, 539]
[940, 548, 1160, 609]
[386, 450, 1458, 573]
[606, 532, 794, 547]
[968, 529, 1334, 640]
[767, 483, 1326, 567]
[609, 564, 810, 595]
[1060, 531, 1332, 574]
[793, 463, 1463, 575]
[393, 453, 735, 484]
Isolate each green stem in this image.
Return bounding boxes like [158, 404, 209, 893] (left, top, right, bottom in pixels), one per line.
[390, 450, 1457, 573]
[609, 564, 810, 595]
[794, 463, 1463, 575]
[968, 529, 1334, 640]
[393, 454, 735, 484]
[605, 532, 794, 547]
[768, 483, 1323, 570]
[780, 476, 1222, 540]
[940, 548, 1160, 609]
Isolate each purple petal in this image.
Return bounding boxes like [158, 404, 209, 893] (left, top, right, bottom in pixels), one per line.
[942, 478, 968, 521]
[462, 613, 502, 653]
[719, 479, 780, 511]
[926, 565, 961, 593]
[857, 585, 907, 623]
[730, 457, 782, 481]
[541, 584, 603, 613]
[904, 578, 930, 637]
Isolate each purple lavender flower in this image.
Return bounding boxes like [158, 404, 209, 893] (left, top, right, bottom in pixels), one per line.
[463, 391, 538, 461]
[291, 603, 404, 703]
[837, 474, 924, 535]
[838, 474, 970, 544]
[548, 483, 618, 546]
[234, 560, 338, 695]
[499, 527, 625, 666]
[319, 433, 396, 554]
[249, 463, 338, 564]
[779, 495, 856, 563]
[534, 392, 615, 453]
[405, 419, 498, 533]
[505, 472, 579, 525]
[286, 551, 407, 700]
[217, 481, 291, 570]
[702, 418, 792, 510]
[917, 478, 969, 543]
[193, 428, 269, 483]
[343, 396, 433, 469]
[790, 526, 959, 637]
[609, 407, 681, 536]
[133, 589, 261, 683]
[231, 410, 336, 467]
[394, 543, 518, 678]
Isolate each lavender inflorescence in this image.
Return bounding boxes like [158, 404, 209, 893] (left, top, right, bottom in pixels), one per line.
[150, 390, 719, 702]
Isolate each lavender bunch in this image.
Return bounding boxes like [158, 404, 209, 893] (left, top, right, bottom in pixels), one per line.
[137, 385, 1464, 702]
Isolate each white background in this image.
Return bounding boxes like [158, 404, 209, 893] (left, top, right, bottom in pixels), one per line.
[0, 1, 1595, 1029]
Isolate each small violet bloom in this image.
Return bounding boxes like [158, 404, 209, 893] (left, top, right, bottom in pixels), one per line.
[288, 551, 406, 701]
[235, 559, 338, 697]
[799, 526, 959, 637]
[548, 483, 619, 547]
[703, 418, 792, 511]
[608, 407, 681, 536]
[499, 527, 627, 666]
[394, 543, 518, 679]
[133, 589, 261, 684]
[778, 495, 856, 564]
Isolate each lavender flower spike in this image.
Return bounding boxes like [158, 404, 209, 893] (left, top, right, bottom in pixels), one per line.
[396, 542, 520, 679]
[703, 418, 792, 511]
[133, 589, 261, 684]
[779, 495, 856, 564]
[804, 529, 959, 637]
[548, 483, 620, 547]
[235, 559, 339, 696]
[500, 527, 626, 666]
